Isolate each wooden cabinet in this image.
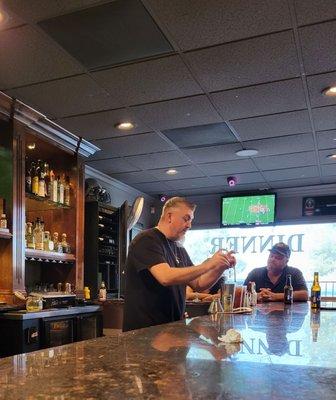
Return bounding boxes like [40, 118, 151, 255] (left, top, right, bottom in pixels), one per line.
[0, 91, 99, 303]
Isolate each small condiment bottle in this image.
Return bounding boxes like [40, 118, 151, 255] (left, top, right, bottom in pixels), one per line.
[0, 214, 7, 229]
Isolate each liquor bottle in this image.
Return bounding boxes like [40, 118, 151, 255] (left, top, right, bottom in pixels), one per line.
[33, 218, 44, 251]
[64, 176, 70, 206]
[26, 222, 35, 249]
[25, 164, 32, 193]
[61, 233, 71, 253]
[99, 281, 107, 301]
[310, 309, 320, 342]
[38, 161, 46, 197]
[311, 272, 321, 309]
[44, 162, 50, 197]
[57, 175, 64, 204]
[53, 232, 59, 252]
[284, 274, 293, 304]
[0, 214, 7, 229]
[31, 162, 39, 195]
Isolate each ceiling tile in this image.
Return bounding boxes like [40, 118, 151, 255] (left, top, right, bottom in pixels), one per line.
[270, 177, 323, 188]
[312, 105, 336, 131]
[163, 122, 237, 148]
[131, 95, 222, 130]
[300, 20, 336, 75]
[7, 75, 114, 119]
[321, 163, 336, 176]
[316, 130, 336, 150]
[254, 151, 317, 170]
[186, 31, 300, 92]
[198, 159, 258, 176]
[245, 133, 315, 156]
[149, 165, 205, 181]
[211, 79, 306, 120]
[2, 0, 107, 22]
[211, 172, 266, 185]
[307, 71, 336, 108]
[85, 157, 140, 174]
[263, 166, 319, 181]
[294, 0, 336, 27]
[164, 177, 222, 190]
[183, 143, 243, 163]
[109, 170, 158, 184]
[145, 0, 291, 51]
[0, 26, 83, 89]
[92, 55, 201, 107]
[125, 151, 191, 170]
[131, 181, 173, 194]
[38, 0, 172, 69]
[57, 108, 149, 140]
[231, 110, 311, 141]
[91, 132, 175, 159]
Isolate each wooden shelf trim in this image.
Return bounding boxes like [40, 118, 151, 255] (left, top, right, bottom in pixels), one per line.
[25, 248, 76, 262]
[0, 229, 12, 239]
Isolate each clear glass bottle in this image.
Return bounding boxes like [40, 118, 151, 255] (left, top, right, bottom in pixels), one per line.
[57, 175, 64, 204]
[26, 222, 35, 249]
[33, 218, 44, 251]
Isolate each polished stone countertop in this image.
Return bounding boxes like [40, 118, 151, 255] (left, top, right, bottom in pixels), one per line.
[0, 302, 335, 399]
[0, 305, 102, 320]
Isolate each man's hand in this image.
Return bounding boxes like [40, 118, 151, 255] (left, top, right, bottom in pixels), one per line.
[258, 288, 283, 302]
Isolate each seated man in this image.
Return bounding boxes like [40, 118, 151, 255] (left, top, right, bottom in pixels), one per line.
[243, 242, 308, 302]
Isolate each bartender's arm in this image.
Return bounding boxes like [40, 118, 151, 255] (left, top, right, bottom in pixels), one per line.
[149, 250, 234, 290]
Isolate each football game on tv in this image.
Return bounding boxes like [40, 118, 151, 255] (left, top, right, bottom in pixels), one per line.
[221, 193, 276, 227]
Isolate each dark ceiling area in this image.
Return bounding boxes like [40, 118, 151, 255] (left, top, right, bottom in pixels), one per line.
[1, 0, 336, 197]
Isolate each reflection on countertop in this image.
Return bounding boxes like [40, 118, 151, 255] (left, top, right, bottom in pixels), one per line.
[0, 302, 335, 399]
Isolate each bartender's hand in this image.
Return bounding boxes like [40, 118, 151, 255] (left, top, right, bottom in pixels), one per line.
[210, 250, 236, 270]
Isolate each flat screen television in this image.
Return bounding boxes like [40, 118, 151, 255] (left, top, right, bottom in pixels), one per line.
[221, 193, 276, 227]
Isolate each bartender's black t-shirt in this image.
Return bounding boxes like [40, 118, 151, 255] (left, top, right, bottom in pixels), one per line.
[122, 228, 193, 332]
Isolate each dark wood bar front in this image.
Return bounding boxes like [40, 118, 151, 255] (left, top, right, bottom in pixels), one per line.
[0, 302, 334, 399]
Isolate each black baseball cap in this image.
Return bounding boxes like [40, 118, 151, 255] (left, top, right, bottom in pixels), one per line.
[269, 242, 291, 258]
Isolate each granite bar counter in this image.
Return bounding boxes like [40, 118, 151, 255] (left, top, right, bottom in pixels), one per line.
[0, 302, 335, 399]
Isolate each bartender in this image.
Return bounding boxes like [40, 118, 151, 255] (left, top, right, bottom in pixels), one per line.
[123, 197, 236, 331]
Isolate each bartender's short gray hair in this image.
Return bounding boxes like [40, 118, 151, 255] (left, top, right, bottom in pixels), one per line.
[161, 197, 196, 217]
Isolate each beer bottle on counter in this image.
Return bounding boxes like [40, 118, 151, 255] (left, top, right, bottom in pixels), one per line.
[284, 274, 293, 304]
[311, 272, 321, 309]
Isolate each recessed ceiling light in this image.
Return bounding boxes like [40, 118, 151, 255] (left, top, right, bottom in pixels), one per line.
[166, 169, 178, 175]
[327, 154, 336, 160]
[322, 86, 336, 97]
[114, 122, 134, 130]
[27, 143, 36, 150]
[235, 149, 258, 157]
[0, 10, 7, 23]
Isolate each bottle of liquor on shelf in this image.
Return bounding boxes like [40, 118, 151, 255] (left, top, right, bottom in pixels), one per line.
[99, 281, 107, 301]
[57, 175, 64, 204]
[64, 176, 71, 206]
[44, 162, 50, 197]
[33, 218, 44, 250]
[53, 232, 60, 252]
[311, 272, 321, 309]
[26, 222, 35, 249]
[49, 170, 58, 203]
[25, 164, 32, 193]
[0, 213, 7, 229]
[61, 233, 71, 253]
[31, 161, 39, 195]
[38, 161, 46, 197]
[43, 231, 54, 251]
[284, 274, 293, 304]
